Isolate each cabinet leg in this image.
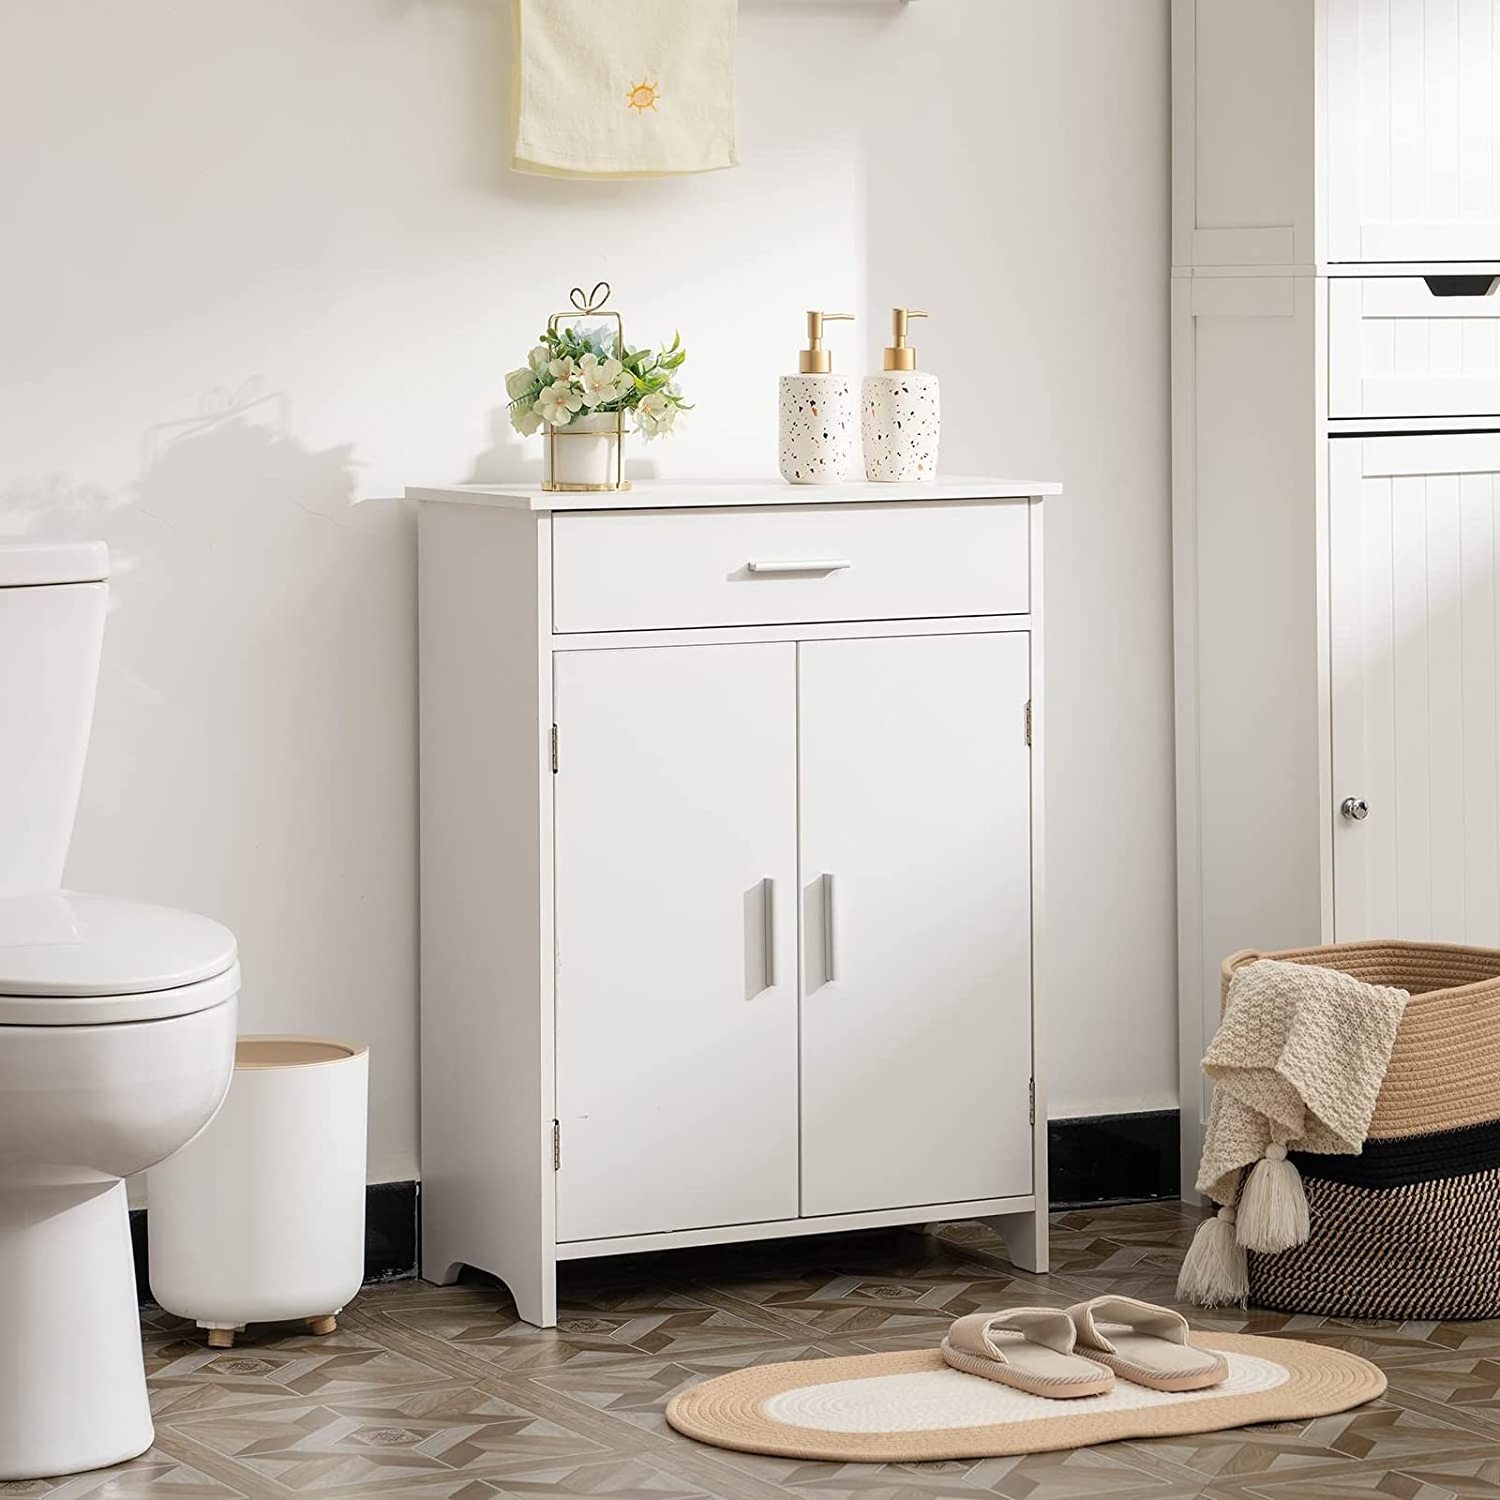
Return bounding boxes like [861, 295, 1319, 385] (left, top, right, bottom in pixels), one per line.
[307, 1315, 338, 1336]
[424, 1234, 557, 1328]
[985, 1210, 1050, 1275]
[509, 1266, 558, 1330]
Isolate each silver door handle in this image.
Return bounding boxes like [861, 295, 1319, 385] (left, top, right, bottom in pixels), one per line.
[747, 559, 852, 575]
[762, 877, 777, 988]
[1341, 797, 1369, 822]
[823, 873, 838, 982]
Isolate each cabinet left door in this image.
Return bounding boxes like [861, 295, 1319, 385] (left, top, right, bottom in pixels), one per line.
[553, 643, 801, 1243]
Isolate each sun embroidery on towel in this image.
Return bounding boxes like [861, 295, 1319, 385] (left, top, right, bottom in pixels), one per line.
[626, 78, 661, 112]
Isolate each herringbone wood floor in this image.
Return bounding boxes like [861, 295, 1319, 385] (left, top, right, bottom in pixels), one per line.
[15, 1202, 1500, 1498]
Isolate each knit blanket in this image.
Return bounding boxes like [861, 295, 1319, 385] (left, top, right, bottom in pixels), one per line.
[1197, 959, 1409, 1204]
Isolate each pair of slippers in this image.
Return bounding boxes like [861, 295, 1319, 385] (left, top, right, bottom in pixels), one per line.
[940, 1295, 1229, 1400]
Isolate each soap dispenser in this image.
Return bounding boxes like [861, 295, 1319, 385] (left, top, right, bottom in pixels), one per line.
[779, 311, 857, 485]
[862, 308, 941, 482]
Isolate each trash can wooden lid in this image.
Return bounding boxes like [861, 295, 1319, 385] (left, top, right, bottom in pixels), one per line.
[234, 1036, 367, 1069]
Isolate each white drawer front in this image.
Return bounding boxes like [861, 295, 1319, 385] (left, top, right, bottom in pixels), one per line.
[551, 501, 1029, 633]
[1330, 276, 1500, 418]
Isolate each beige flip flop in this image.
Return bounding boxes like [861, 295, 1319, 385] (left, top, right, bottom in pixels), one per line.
[940, 1308, 1116, 1399]
[1067, 1296, 1229, 1392]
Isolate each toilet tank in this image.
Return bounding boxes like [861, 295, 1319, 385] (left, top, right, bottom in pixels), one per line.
[0, 542, 109, 897]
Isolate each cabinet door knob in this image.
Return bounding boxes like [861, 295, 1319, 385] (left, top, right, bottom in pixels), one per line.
[1341, 797, 1369, 822]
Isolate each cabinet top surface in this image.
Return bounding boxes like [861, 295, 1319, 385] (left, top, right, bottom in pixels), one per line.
[407, 477, 1062, 513]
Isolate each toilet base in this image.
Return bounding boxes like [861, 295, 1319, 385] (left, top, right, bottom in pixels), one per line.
[0, 1178, 154, 1479]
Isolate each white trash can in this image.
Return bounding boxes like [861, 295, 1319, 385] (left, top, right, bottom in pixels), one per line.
[146, 1036, 368, 1348]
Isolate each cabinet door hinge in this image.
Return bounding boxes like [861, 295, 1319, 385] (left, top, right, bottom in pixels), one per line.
[552, 1119, 561, 1171]
[1029, 1078, 1036, 1126]
[551, 725, 559, 774]
[1024, 700, 1033, 747]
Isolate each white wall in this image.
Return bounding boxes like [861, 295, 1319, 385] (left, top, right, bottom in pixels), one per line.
[0, 0, 1175, 1184]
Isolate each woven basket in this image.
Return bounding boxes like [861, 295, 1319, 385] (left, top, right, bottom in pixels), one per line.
[1222, 940, 1500, 1321]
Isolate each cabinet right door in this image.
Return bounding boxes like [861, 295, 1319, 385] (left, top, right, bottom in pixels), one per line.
[1326, 0, 1500, 262]
[1332, 434, 1500, 942]
[797, 633, 1034, 1218]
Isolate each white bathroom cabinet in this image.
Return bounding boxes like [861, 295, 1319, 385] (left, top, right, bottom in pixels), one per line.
[413, 478, 1056, 1327]
[1173, 0, 1500, 1194]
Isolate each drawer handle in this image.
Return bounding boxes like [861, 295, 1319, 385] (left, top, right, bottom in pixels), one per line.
[1423, 275, 1498, 298]
[747, 559, 852, 575]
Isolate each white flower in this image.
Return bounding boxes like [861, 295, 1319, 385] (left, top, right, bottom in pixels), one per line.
[505, 366, 537, 402]
[578, 353, 630, 408]
[536, 379, 583, 427]
[636, 390, 678, 438]
[547, 355, 577, 382]
[528, 345, 552, 375]
[511, 403, 543, 437]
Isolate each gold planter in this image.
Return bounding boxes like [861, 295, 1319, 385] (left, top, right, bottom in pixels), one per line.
[541, 282, 630, 493]
[545, 410, 628, 493]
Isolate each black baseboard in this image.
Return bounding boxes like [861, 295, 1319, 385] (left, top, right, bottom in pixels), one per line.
[129, 1115, 1178, 1305]
[363, 1180, 422, 1281]
[1049, 1109, 1181, 1208]
[131, 1180, 418, 1306]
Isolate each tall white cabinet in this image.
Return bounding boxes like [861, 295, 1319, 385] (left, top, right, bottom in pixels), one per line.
[414, 478, 1056, 1326]
[1174, 0, 1500, 1192]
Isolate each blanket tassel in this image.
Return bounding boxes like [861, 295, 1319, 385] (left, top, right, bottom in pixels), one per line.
[1236, 1143, 1310, 1254]
[1176, 1205, 1248, 1308]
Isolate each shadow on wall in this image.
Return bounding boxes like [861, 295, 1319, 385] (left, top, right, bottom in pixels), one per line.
[14, 392, 419, 1184]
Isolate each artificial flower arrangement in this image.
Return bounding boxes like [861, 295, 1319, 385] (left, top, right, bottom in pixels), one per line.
[505, 322, 690, 440]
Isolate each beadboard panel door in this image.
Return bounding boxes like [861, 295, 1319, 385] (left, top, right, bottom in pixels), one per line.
[797, 632, 1034, 1218]
[1327, 0, 1500, 262]
[1332, 435, 1500, 943]
[552, 643, 800, 1243]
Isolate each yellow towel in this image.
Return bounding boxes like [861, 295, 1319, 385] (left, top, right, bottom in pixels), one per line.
[512, 0, 738, 180]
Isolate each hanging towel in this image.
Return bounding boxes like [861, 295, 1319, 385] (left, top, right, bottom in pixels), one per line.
[1178, 957, 1408, 1307]
[512, 0, 739, 180]
[1196, 959, 1409, 1206]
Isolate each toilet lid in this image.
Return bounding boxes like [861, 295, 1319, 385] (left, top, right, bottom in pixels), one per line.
[0, 539, 108, 587]
[0, 891, 238, 1021]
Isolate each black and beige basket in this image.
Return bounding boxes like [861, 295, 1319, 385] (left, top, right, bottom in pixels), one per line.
[1223, 941, 1500, 1322]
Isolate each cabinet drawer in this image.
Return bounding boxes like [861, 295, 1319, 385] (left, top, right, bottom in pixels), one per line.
[1330, 276, 1500, 419]
[551, 501, 1029, 634]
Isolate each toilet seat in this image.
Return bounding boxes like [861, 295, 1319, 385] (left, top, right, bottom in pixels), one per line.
[0, 891, 239, 1025]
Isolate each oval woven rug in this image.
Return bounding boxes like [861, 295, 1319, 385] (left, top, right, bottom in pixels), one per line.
[666, 1334, 1385, 1462]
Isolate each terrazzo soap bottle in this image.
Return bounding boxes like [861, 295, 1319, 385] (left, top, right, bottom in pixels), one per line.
[863, 308, 941, 482]
[779, 311, 857, 484]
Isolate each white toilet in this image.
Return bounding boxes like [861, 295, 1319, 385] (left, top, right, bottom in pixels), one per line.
[0, 541, 240, 1481]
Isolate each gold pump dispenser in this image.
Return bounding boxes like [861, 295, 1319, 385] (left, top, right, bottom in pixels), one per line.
[780, 310, 857, 484]
[798, 310, 854, 374]
[862, 306, 941, 481]
[883, 308, 928, 372]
